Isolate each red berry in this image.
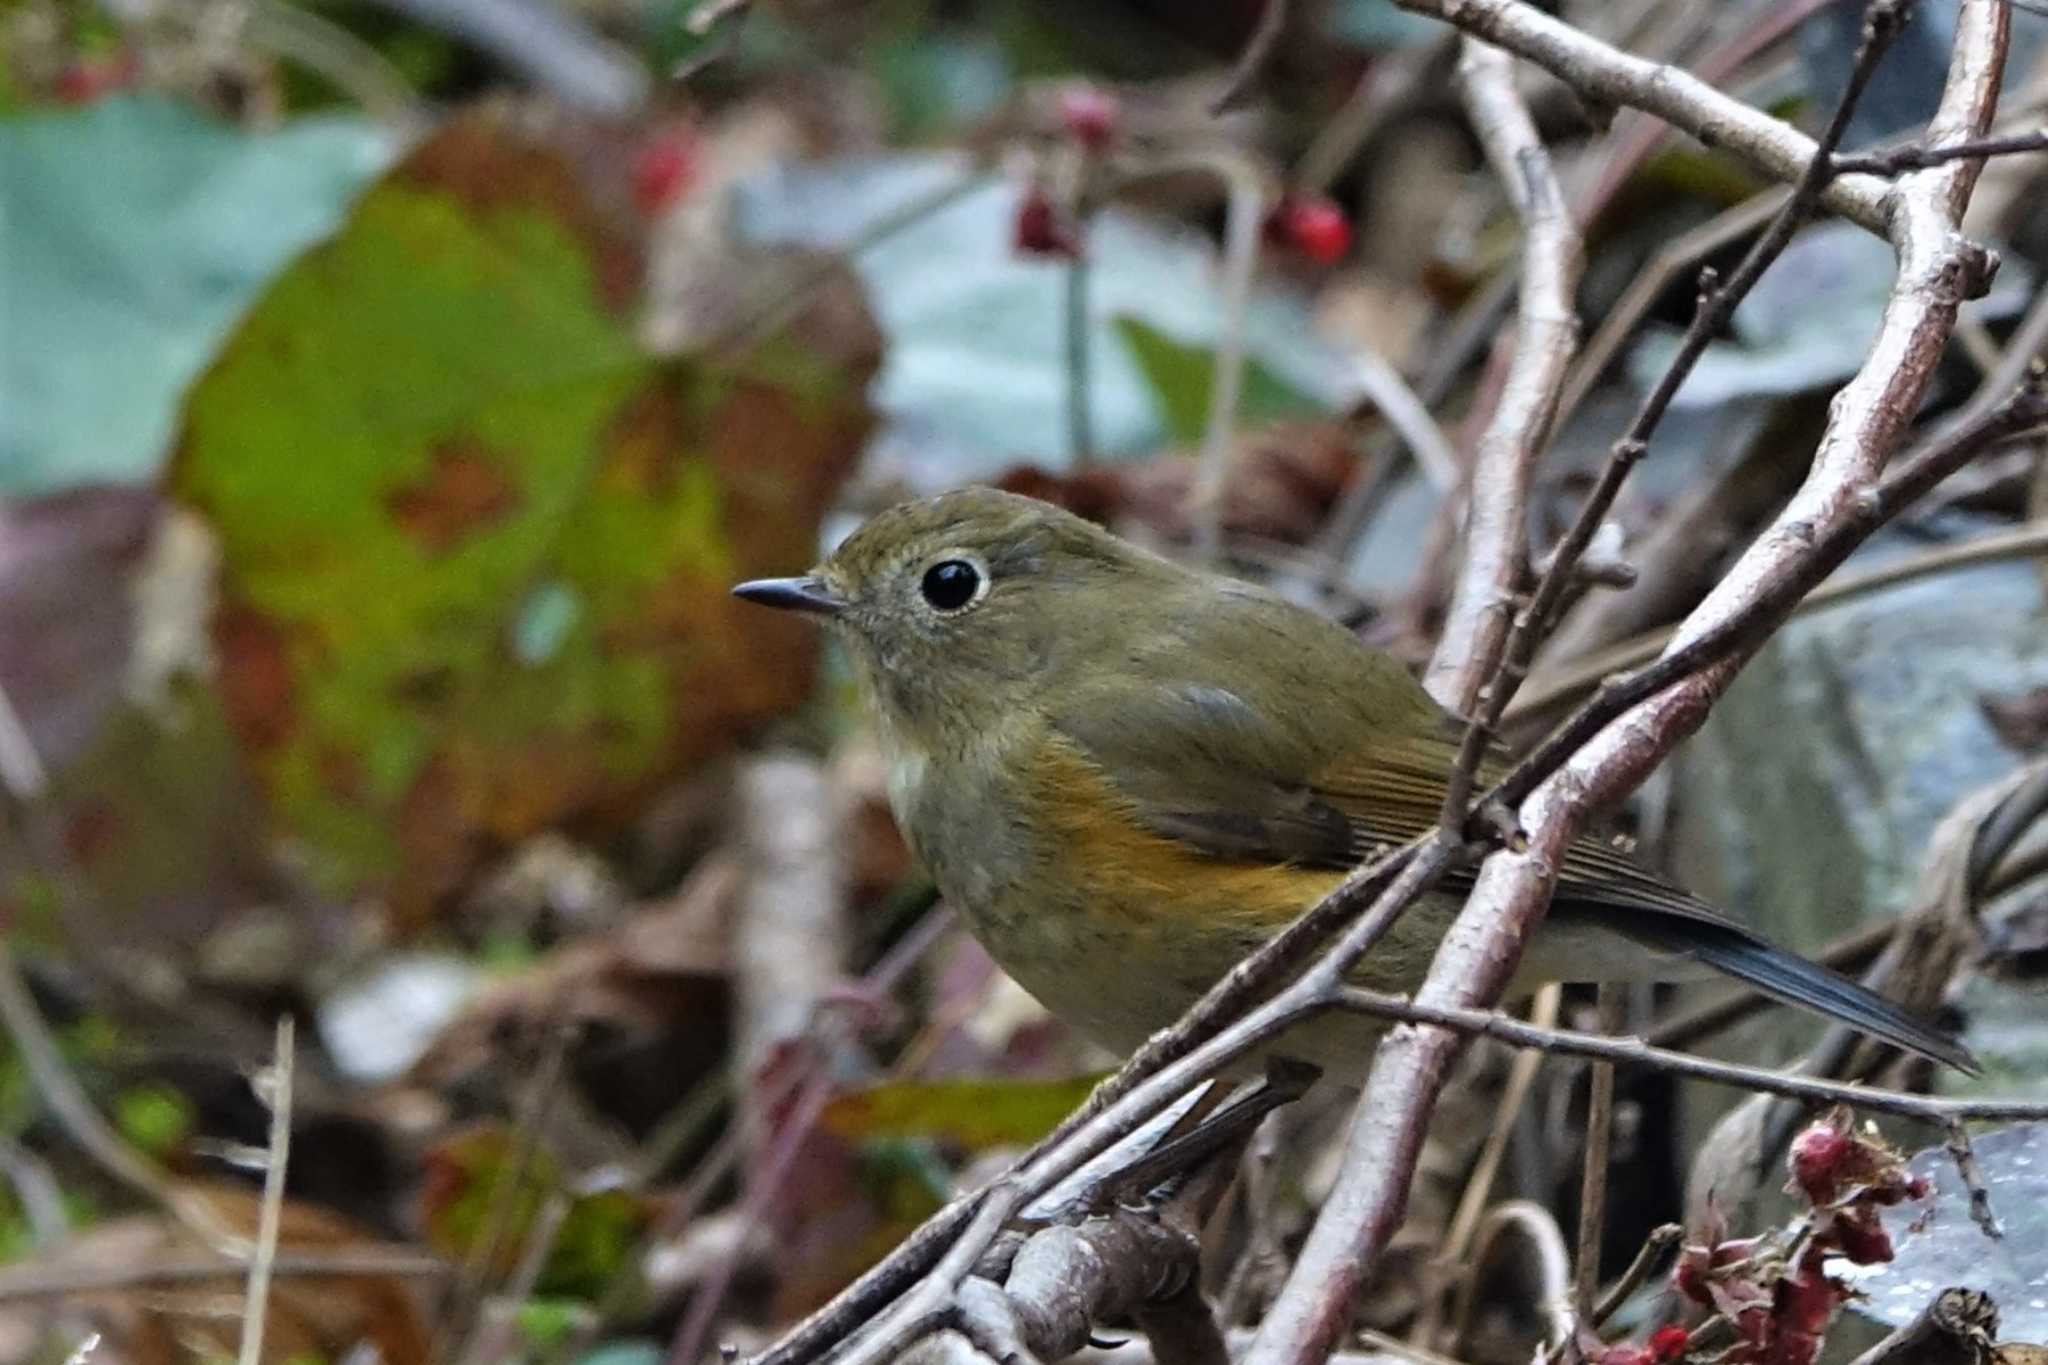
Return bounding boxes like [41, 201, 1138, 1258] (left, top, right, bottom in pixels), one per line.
[53, 53, 134, 105]
[1594, 1348, 1652, 1365]
[1648, 1325, 1691, 1362]
[1264, 194, 1352, 265]
[632, 131, 699, 215]
[1013, 190, 1079, 258]
[1058, 83, 1120, 152]
[1790, 1121, 1852, 1204]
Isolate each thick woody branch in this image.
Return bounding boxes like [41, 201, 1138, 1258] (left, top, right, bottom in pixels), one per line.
[1243, 4, 2011, 1363]
[950, 1214, 1221, 1365]
[1423, 38, 1582, 715]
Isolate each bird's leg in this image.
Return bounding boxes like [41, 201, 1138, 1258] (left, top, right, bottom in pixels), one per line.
[1077, 1058, 1320, 1213]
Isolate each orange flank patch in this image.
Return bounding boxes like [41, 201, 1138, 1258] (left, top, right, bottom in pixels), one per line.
[385, 437, 522, 554]
[1028, 736, 1338, 932]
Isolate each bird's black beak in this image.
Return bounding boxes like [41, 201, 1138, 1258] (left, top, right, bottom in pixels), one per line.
[732, 575, 847, 617]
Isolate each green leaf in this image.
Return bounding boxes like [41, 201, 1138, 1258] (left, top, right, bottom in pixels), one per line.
[172, 110, 870, 914]
[0, 95, 390, 494]
[114, 1083, 196, 1157]
[422, 1124, 651, 1298]
[1112, 315, 1323, 446]
[516, 1297, 588, 1347]
[820, 1075, 1102, 1152]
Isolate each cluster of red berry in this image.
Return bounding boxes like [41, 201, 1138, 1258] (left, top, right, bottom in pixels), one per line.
[1593, 1110, 1929, 1365]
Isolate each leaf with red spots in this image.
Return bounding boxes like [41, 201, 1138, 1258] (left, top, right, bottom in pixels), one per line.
[172, 108, 875, 916]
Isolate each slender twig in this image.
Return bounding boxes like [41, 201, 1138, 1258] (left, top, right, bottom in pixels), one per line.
[457, 1191, 574, 1365]
[1835, 126, 2048, 174]
[1592, 1224, 1679, 1328]
[1210, 0, 1290, 113]
[669, 1060, 838, 1364]
[712, 173, 989, 355]
[1943, 1119, 2003, 1240]
[437, 1017, 574, 1358]
[1572, 985, 1623, 1329]
[235, 1016, 295, 1365]
[241, 0, 423, 127]
[0, 686, 43, 802]
[1328, 988, 2048, 1123]
[1452, 1200, 1573, 1352]
[0, 1136, 66, 1247]
[1347, 347, 1461, 495]
[1066, 252, 1095, 466]
[1413, 984, 1560, 1349]
[1192, 157, 1267, 562]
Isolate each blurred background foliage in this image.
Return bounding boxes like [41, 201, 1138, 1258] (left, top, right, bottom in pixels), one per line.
[1, 0, 2047, 1361]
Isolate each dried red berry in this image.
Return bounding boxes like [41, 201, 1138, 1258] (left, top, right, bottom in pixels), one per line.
[1264, 194, 1352, 265]
[1791, 1121, 1853, 1204]
[1829, 1206, 1894, 1264]
[1057, 83, 1120, 152]
[1647, 1325, 1691, 1362]
[1013, 189, 1079, 258]
[632, 131, 699, 215]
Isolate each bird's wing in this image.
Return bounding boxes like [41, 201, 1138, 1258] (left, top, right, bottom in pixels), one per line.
[1047, 671, 1975, 1071]
[1046, 669, 1715, 922]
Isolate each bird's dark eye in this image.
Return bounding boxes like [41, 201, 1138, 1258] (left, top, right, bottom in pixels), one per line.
[920, 559, 982, 612]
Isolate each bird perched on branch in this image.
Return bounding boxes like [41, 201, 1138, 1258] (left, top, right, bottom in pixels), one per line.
[735, 487, 1972, 1075]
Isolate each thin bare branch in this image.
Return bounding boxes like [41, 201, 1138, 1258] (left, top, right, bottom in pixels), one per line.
[1327, 987, 2048, 1123]
[235, 1015, 295, 1365]
[1210, 0, 1290, 114]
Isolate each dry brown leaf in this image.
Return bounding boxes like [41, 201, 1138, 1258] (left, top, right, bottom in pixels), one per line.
[0, 1182, 433, 1365]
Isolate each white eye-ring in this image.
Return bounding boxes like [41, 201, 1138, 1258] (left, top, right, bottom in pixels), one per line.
[918, 552, 990, 613]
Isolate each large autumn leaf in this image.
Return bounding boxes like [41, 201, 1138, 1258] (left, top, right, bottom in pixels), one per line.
[171, 110, 874, 915]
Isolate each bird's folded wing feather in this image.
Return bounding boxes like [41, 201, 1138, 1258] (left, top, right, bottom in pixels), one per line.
[1048, 670, 1745, 937]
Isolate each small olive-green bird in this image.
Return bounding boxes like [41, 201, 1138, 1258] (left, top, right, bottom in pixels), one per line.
[734, 488, 1970, 1073]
